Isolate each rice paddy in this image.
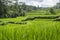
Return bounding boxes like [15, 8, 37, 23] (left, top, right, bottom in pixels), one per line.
[0, 9, 60, 40]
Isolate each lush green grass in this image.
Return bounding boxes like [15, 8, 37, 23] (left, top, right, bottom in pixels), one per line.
[0, 17, 60, 40]
[27, 9, 60, 17]
[26, 10, 60, 18]
[0, 17, 25, 23]
[0, 9, 60, 40]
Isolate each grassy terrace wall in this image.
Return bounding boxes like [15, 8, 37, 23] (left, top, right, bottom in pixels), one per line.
[22, 15, 60, 21]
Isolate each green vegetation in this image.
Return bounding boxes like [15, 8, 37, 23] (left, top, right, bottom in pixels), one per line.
[0, 12, 60, 40]
[49, 8, 56, 14]
[0, 0, 60, 40]
[0, 18, 60, 40]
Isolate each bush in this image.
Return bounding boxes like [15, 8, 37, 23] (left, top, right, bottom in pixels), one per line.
[49, 8, 56, 14]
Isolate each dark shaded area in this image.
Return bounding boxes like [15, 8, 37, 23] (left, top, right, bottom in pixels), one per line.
[15, 22, 27, 24]
[0, 23, 7, 25]
[0, 21, 27, 26]
[7, 21, 27, 24]
[54, 19, 60, 21]
[7, 22, 15, 24]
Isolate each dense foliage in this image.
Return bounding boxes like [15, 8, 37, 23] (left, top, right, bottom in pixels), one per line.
[0, 0, 8, 18]
[49, 8, 56, 14]
[0, 0, 27, 18]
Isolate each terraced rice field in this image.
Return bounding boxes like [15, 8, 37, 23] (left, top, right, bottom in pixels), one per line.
[0, 16, 60, 40]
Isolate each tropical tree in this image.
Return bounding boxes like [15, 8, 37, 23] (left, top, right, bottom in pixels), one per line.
[0, 0, 8, 18]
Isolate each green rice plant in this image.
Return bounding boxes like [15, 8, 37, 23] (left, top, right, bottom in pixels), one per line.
[0, 17, 60, 40]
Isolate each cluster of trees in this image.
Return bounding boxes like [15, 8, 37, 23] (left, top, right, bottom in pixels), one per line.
[0, 0, 56, 18]
[0, 0, 8, 18]
[0, 0, 38, 18]
[0, 0, 27, 18]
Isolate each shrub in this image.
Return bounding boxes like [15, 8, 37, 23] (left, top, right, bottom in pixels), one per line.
[49, 8, 56, 14]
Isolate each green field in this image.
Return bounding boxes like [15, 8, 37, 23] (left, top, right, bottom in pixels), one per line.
[1, 0, 60, 40]
[0, 20, 60, 40]
[0, 9, 60, 40]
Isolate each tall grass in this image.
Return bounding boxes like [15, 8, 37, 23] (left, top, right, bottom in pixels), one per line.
[0, 20, 60, 40]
